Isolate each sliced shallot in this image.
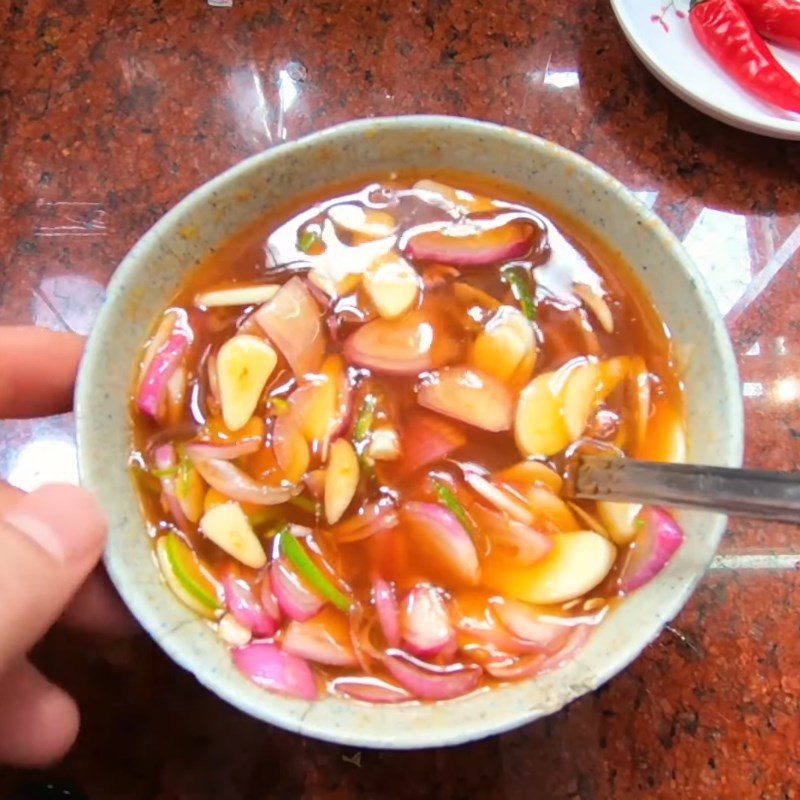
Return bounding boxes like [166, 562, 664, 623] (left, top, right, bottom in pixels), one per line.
[332, 500, 399, 543]
[232, 642, 317, 700]
[184, 439, 262, 461]
[482, 625, 589, 681]
[384, 650, 481, 700]
[272, 412, 310, 483]
[343, 309, 460, 375]
[331, 676, 413, 704]
[468, 503, 553, 565]
[138, 330, 191, 420]
[153, 444, 189, 531]
[617, 507, 684, 593]
[418, 366, 514, 433]
[282, 608, 358, 667]
[463, 471, 534, 524]
[259, 571, 281, 621]
[388, 413, 466, 479]
[191, 457, 298, 506]
[404, 219, 537, 267]
[270, 558, 326, 622]
[402, 502, 480, 586]
[373, 578, 401, 647]
[490, 599, 570, 654]
[400, 584, 456, 659]
[254, 276, 324, 378]
[223, 572, 279, 637]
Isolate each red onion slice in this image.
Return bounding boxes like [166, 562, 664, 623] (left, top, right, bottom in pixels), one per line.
[454, 594, 537, 655]
[404, 219, 536, 267]
[253, 277, 324, 378]
[137, 330, 190, 419]
[259, 571, 281, 622]
[402, 502, 480, 586]
[387, 413, 466, 479]
[184, 439, 262, 461]
[223, 573, 279, 638]
[384, 650, 481, 700]
[331, 677, 413, 704]
[490, 600, 571, 654]
[282, 611, 358, 667]
[332, 500, 399, 544]
[400, 585, 456, 659]
[343, 310, 460, 375]
[469, 504, 553, 566]
[417, 366, 514, 433]
[270, 558, 325, 622]
[618, 507, 685, 593]
[483, 625, 590, 680]
[153, 444, 189, 531]
[190, 457, 298, 506]
[232, 642, 317, 700]
[373, 579, 401, 647]
[348, 604, 386, 674]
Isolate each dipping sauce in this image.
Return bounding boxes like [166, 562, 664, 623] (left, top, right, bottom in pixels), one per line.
[129, 175, 686, 703]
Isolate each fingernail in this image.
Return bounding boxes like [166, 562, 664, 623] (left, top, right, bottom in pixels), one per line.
[4, 484, 107, 564]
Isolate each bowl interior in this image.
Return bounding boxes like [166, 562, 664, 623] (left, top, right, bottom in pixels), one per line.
[76, 116, 743, 749]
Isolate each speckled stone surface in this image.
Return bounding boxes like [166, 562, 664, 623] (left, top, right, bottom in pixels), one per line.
[1, 0, 799, 796]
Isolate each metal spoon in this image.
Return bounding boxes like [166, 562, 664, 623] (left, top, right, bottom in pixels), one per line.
[567, 454, 800, 524]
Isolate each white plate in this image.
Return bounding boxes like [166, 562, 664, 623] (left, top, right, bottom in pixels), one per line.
[610, 0, 800, 139]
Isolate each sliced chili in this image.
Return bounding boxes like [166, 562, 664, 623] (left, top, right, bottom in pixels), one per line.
[737, 0, 800, 50]
[690, 0, 800, 113]
[279, 528, 351, 611]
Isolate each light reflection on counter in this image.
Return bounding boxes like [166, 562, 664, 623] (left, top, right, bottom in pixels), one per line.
[681, 209, 753, 316]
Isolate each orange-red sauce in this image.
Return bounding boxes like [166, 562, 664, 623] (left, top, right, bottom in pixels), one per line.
[130, 173, 684, 703]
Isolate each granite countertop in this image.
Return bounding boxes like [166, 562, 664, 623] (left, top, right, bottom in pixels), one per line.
[1, 0, 799, 797]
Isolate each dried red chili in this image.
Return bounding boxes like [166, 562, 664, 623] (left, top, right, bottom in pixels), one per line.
[737, 0, 800, 50]
[690, 0, 800, 113]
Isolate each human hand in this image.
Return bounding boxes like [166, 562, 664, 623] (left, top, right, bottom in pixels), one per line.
[0, 327, 133, 767]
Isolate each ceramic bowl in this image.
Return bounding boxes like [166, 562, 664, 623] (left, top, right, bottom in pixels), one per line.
[75, 115, 743, 749]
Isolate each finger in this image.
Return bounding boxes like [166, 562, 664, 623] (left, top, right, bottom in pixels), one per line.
[0, 481, 133, 635]
[0, 327, 84, 418]
[0, 484, 106, 671]
[0, 659, 79, 767]
[0, 481, 20, 507]
[60, 569, 138, 636]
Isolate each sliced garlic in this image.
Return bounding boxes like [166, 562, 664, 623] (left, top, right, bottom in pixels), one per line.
[217, 335, 277, 432]
[195, 285, 280, 308]
[366, 425, 401, 461]
[328, 204, 397, 239]
[218, 612, 252, 646]
[199, 502, 267, 568]
[324, 439, 360, 524]
[573, 283, 614, 333]
[363, 253, 419, 319]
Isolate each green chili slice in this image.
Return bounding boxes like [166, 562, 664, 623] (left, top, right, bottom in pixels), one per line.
[502, 265, 536, 321]
[298, 229, 322, 254]
[279, 529, 351, 611]
[353, 395, 377, 442]
[433, 479, 477, 537]
[150, 466, 179, 479]
[269, 397, 290, 415]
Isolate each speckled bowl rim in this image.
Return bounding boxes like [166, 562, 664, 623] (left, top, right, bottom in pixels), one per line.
[76, 115, 743, 749]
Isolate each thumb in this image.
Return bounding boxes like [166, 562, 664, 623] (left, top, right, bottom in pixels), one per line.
[0, 484, 107, 673]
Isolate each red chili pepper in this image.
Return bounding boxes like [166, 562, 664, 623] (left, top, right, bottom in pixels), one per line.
[737, 0, 800, 50]
[690, 0, 800, 113]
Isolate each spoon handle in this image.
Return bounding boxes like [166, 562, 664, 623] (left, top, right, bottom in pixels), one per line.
[571, 456, 800, 524]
